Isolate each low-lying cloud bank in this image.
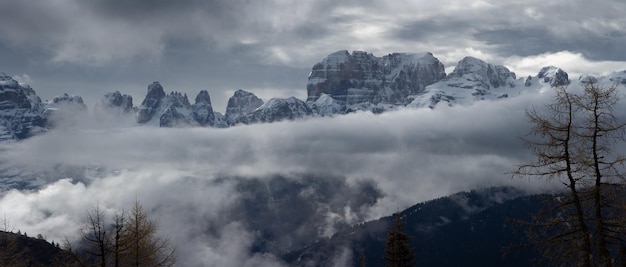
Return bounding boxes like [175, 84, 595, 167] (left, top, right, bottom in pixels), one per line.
[0, 88, 590, 266]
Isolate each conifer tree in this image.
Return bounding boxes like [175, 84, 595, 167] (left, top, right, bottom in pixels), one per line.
[122, 200, 176, 267]
[384, 213, 415, 267]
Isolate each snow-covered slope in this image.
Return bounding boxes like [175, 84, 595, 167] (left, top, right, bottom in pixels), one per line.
[408, 57, 518, 108]
[408, 57, 576, 108]
[306, 93, 345, 116]
[578, 70, 626, 86]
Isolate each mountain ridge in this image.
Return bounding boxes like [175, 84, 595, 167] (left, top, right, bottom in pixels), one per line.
[1, 50, 624, 141]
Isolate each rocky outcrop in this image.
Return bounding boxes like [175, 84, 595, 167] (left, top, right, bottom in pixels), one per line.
[156, 92, 190, 127]
[233, 97, 312, 125]
[225, 90, 264, 125]
[306, 50, 446, 107]
[537, 66, 569, 87]
[137, 82, 166, 123]
[191, 90, 215, 127]
[0, 74, 46, 140]
[135, 82, 219, 127]
[160, 106, 191, 127]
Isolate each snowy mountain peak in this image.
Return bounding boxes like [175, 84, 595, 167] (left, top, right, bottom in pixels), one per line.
[136, 82, 220, 127]
[191, 90, 215, 127]
[447, 57, 516, 89]
[257, 96, 301, 110]
[0, 73, 19, 88]
[147, 81, 165, 96]
[0, 75, 41, 110]
[307, 93, 345, 116]
[225, 89, 264, 125]
[577, 70, 626, 86]
[195, 90, 211, 105]
[409, 57, 519, 109]
[0, 74, 46, 140]
[232, 96, 312, 125]
[537, 66, 569, 87]
[137, 82, 166, 123]
[165, 91, 191, 108]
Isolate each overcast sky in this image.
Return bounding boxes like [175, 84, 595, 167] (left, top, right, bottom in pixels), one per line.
[2, 2, 626, 264]
[0, 0, 625, 112]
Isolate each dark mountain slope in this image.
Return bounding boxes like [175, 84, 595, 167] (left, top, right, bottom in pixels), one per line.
[0, 231, 78, 266]
[285, 187, 544, 267]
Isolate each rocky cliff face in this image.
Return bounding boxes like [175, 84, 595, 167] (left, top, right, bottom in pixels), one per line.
[137, 82, 166, 124]
[0, 74, 46, 140]
[225, 89, 264, 125]
[157, 91, 192, 127]
[191, 90, 216, 127]
[306, 50, 446, 109]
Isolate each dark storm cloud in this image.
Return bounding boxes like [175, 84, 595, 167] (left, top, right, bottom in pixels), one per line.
[2, 0, 625, 65]
[0, 1, 69, 45]
[82, 0, 210, 17]
[384, 0, 626, 62]
[475, 27, 626, 61]
[390, 19, 473, 41]
[0, 0, 624, 113]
